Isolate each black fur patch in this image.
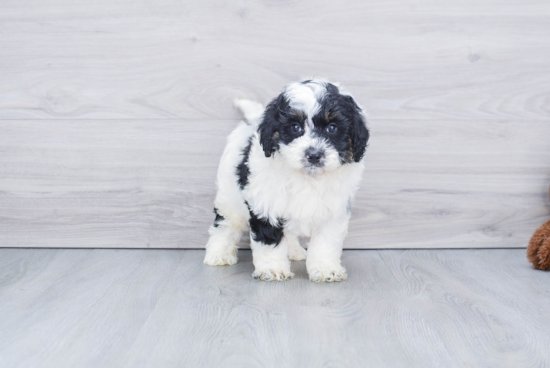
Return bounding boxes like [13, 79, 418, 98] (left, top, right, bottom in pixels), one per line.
[249, 210, 285, 246]
[312, 83, 370, 163]
[258, 94, 293, 157]
[213, 207, 224, 227]
[236, 137, 253, 190]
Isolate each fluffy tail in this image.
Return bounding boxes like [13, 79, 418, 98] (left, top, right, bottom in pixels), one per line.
[234, 99, 264, 125]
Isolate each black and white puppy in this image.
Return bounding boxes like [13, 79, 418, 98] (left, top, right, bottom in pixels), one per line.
[204, 79, 369, 282]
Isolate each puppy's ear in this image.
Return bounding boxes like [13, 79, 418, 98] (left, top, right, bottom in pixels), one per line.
[258, 94, 287, 157]
[341, 95, 369, 163]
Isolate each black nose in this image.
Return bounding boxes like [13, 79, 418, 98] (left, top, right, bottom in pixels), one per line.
[305, 148, 324, 164]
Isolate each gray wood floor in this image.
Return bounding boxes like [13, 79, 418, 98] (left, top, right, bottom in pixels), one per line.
[1, 0, 549, 249]
[1, 248, 549, 368]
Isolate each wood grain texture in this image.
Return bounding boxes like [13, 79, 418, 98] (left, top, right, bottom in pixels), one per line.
[0, 0, 549, 120]
[0, 119, 548, 249]
[0, 248, 549, 368]
[1, 0, 549, 249]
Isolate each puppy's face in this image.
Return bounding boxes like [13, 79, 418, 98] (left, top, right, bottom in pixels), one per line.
[258, 80, 369, 175]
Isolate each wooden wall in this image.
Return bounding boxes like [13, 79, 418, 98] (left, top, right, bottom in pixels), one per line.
[1, 0, 549, 248]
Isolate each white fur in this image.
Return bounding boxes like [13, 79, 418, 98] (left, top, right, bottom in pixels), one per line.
[204, 80, 366, 282]
[284, 80, 325, 127]
[233, 98, 264, 124]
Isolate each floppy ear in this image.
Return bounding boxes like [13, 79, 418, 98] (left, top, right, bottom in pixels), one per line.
[342, 95, 369, 163]
[258, 94, 287, 157]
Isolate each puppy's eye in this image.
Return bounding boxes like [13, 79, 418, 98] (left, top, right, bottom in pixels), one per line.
[326, 124, 338, 134]
[291, 124, 302, 133]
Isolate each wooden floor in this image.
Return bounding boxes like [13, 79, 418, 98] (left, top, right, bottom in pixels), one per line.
[1, 248, 549, 367]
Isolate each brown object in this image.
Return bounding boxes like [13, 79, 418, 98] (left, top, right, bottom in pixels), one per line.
[527, 219, 550, 270]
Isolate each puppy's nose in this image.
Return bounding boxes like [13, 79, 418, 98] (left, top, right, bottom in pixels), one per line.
[305, 148, 324, 164]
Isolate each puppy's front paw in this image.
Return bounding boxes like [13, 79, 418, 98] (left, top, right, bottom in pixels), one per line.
[252, 268, 294, 281]
[308, 265, 348, 283]
[203, 247, 238, 266]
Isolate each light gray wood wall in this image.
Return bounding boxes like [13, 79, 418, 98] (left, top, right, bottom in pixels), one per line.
[1, 0, 549, 248]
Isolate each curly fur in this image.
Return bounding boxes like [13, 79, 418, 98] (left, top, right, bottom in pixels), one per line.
[527, 219, 550, 270]
[203, 79, 369, 282]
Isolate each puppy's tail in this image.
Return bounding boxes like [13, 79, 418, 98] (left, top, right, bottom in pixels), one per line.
[234, 99, 264, 125]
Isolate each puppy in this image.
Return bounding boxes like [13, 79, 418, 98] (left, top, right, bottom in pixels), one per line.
[203, 79, 369, 282]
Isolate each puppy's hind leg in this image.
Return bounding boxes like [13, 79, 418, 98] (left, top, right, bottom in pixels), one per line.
[287, 234, 307, 261]
[204, 208, 244, 266]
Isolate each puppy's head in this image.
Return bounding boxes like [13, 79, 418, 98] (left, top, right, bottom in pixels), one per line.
[258, 79, 369, 175]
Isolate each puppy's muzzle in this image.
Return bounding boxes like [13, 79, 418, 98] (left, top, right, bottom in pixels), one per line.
[305, 147, 325, 166]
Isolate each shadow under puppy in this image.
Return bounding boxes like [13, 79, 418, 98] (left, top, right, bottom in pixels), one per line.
[204, 79, 369, 282]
